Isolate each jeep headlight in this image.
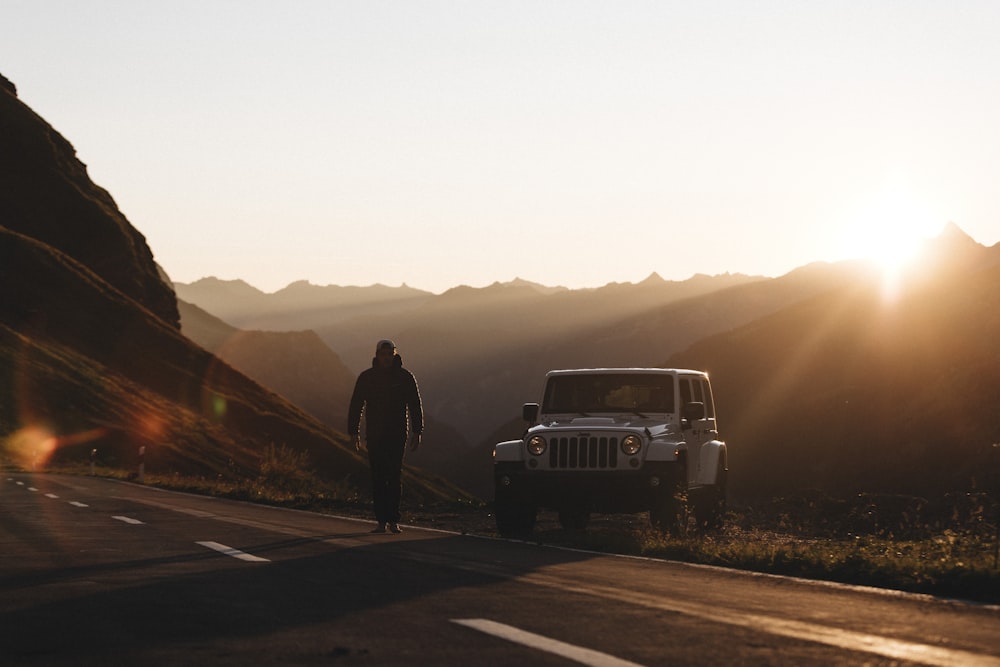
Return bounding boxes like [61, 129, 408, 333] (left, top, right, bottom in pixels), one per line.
[527, 436, 547, 456]
[621, 434, 642, 455]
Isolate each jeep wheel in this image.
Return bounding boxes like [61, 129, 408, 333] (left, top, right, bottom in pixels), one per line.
[649, 489, 685, 534]
[649, 466, 687, 533]
[557, 506, 590, 530]
[495, 497, 537, 538]
[694, 461, 728, 530]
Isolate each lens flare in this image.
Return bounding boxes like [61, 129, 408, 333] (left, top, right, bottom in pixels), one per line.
[2, 425, 112, 470]
[4, 425, 57, 470]
[138, 412, 166, 441]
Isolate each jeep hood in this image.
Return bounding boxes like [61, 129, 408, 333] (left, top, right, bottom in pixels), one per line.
[533, 416, 677, 436]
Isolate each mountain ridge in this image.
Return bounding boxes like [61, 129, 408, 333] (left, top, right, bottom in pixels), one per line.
[0, 74, 178, 327]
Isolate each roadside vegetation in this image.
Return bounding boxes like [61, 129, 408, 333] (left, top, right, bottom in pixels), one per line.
[543, 490, 1000, 604]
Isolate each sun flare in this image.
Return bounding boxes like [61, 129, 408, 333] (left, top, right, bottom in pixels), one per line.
[836, 183, 943, 297]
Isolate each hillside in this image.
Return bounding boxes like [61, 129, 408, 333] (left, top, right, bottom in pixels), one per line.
[0, 73, 462, 505]
[176, 299, 475, 492]
[668, 227, 1000, 498]
[178, 299, 356, 432]
[1, 227, 344, 479]
[0, 73, 178, 327]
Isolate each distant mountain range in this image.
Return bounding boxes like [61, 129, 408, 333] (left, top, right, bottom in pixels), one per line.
[175, 224, 1000, 500]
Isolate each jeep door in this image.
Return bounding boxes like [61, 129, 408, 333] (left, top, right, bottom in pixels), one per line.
[679, 376, 718, 487]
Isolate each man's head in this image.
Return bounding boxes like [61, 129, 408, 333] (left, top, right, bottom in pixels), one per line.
[375, 339, 396, 368]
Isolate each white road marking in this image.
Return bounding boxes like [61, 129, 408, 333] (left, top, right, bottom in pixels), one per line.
[27, 487, 38, 491]
[69, 501, 89, 507]
[519, 573, 1000, 667]
[453, 619, 644, 667]
[15, 481, 23, 485]
[112, 515, 145, 525]
[45, 493, 59, 499]
[196, 541, 270, 563]
[406, 551, 1000, 667]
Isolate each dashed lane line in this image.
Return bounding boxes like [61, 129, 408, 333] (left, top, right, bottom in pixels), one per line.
[112, 515, 145, 525]
[196, 541, 270, 563]
[453, 619, 644, 667]
[11, 481, 267, 565]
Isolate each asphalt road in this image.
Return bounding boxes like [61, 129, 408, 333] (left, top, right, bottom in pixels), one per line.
[3, 473, 1000, 666]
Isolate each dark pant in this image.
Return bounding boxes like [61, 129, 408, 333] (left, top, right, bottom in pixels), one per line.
[367, 434, 406, 523]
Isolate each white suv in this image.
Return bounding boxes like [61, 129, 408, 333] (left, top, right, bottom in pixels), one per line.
[493, 368, 728, 536]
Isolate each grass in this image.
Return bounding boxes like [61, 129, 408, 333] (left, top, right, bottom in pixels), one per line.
[530, 492, 1000, 604]
[40, 443, 368, 511]
[637, 522, 999, 601]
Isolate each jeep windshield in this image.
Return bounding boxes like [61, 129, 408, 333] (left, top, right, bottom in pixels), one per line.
[542, 374, 674, 414]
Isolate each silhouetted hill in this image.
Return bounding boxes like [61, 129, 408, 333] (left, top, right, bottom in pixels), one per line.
[178, 300, 356, 431]
[905, 222, 1000, 280]
[0, 226, 352, 480]
[667, 232, 1000, 499]
[0, 73, 178, 327]
[0, 74, 464, 504]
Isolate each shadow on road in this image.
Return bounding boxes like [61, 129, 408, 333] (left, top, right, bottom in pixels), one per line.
[0, 526, 599, 661]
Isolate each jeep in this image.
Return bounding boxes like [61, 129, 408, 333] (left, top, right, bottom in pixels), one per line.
[493, 368, 728, 537]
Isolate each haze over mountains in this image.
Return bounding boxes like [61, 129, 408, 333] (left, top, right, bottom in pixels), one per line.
[4, 68, 999, 506]
[177, 224, 1000, 499]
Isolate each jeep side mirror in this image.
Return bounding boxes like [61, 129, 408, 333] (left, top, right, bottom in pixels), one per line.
[522, 403, 540, 423]
[681, 401, 705, 428]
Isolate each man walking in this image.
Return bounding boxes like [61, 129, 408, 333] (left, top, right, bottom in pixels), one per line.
[348, 339, 423, 534]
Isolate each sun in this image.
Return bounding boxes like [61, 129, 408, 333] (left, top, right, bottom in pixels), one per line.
[836, 183, 943, 298]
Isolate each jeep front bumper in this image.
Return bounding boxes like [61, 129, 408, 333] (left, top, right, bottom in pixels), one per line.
[494, 461, 683, 514]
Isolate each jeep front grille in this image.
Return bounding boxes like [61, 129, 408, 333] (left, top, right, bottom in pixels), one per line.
[548, 436, 619, 469]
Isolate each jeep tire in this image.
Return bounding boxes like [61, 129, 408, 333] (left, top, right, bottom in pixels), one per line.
[693, 460, 727, 530]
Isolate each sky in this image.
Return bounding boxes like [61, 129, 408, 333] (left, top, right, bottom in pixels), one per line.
[4, 1, 999, 294]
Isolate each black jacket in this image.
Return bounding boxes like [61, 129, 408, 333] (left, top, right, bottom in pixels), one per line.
[347, 354, 423, 440]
